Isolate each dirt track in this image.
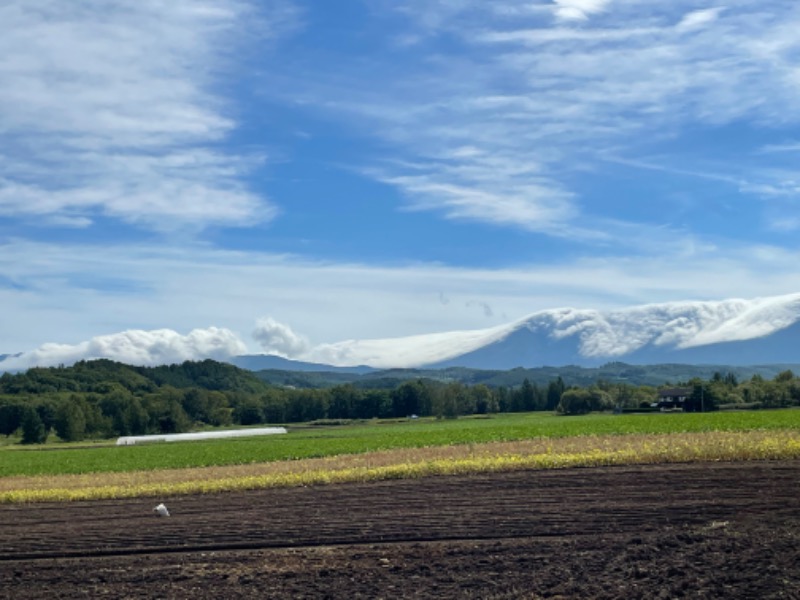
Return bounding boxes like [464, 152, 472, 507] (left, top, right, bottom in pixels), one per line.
[1, 461, 798, 599]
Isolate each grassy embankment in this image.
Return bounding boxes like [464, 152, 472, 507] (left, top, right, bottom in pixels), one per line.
[1, 410, 798, 503]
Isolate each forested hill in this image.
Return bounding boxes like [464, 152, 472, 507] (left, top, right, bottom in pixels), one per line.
[2, 358, 798, 395]
[0, 359, 269, 395]
[249, 361, 800, 389]
[1, 359, 799, 445]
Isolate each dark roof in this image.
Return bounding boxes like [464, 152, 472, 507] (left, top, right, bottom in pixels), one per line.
[658, 387, 692, 397]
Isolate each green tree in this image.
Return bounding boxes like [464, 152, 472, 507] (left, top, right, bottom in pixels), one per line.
[261, 389, 288, 423]
[234, 396, 264, 425]
[495, 386, 510, 412]
[99, 389, 136, 435]
[285, 390, 328, 422]
[0, 402, 24, 437]
[328, 385, 358, 420]
[72, 394, 107, 438]
[35, 400, 57, 434]
[392, 380, 426, 418]
[181, 388, 209, 423]
[686, 379, 718, 412]
[158, 400, 191, 433]
[519, 379, 537, 411]
[54, 401, 87, 442]
[124, 397, 150, 435]
[206, 391, 233, 426]
[761, 381, 792, 409]
[435, 384, 460, 419]
[353, 390, 391, 419]
[546, 377, 565, 411]
[510, 379, 541, 412]
[555, 387, 611, 415]
[21, 406, 48, 444]
[556, 389, 593, 415]
[471, 384, 497, 414]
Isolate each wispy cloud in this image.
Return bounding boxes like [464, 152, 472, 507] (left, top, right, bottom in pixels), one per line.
[676, 7, 726, 32]
[601, 155, 742, 186]
[552, 0, 613, 22]
[273, 1, 800, 240]
[0, 0, 296, 230]
[758, 141, 800, 154]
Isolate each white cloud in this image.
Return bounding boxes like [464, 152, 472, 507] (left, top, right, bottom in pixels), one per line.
[553, 0, 612, 21]
[769, 216, 800, 232]
[5, 290, 799, 370]
[0, 327, 247, 371]
[382, 172, 575, 233]
[0, 0, 292, 230]
[252, 317, 311, 357]
[304, 293, 800, 367]
[686, 294, 800, 347]
[676, 7, 726, 32]
[306, 323, 512, 368]
[2, 239, 800, 362]
[758, 141, 800, 154]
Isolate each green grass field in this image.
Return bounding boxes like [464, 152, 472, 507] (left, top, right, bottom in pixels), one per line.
[1, 409, 799, 478]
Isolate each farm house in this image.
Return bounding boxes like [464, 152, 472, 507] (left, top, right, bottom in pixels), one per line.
[655, 388, 693, 410]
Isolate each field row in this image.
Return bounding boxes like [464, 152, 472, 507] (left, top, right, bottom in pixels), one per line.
[1, 409, 799, 478]
[3, 462, 799, 599]
[2, 429, 799, 503]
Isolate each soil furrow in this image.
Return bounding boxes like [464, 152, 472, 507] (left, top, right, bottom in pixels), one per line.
[1, 461, 798, 599]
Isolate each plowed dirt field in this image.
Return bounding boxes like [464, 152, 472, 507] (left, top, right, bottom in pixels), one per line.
[1, 461, 798, 599]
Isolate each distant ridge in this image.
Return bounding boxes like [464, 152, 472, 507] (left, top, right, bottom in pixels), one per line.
[242, 361, 800, 389]
[3, 293, 800, 373]
[229, 354, 375, 374]
[299, 293, 800, 369]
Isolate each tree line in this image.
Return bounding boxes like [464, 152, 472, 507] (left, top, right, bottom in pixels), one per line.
[1, 360, 798, 444]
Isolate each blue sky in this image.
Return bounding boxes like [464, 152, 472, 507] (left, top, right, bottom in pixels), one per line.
[2, 0, 800, 366]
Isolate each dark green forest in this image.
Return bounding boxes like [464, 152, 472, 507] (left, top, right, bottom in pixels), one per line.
[1, 359, 799, 444]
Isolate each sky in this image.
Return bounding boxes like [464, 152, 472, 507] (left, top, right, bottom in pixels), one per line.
[2, 0, 800, 367]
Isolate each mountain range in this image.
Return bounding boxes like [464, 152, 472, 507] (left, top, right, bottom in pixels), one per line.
[286, 292, 800, 370]
[2, 293, 800, 373]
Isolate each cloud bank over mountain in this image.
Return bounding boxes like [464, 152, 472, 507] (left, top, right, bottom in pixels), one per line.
[2, 293, 800, 372]
[299, 293, 800, 368]
[0, 327, 246, 371]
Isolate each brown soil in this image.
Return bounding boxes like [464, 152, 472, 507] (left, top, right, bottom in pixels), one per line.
[1, 461, 798, 599]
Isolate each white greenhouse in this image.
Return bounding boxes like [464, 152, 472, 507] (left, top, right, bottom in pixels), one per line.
[116, 427, 288, 446]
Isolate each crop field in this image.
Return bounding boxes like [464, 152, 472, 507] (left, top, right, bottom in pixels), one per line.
[0, 409, 798, 504]
[2, 429, 799, 503]
[2, 410, 799, 597]
[2, 409, 799, 479]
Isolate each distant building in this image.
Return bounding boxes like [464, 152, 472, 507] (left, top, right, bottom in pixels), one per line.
[655, 387, 693, 410]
